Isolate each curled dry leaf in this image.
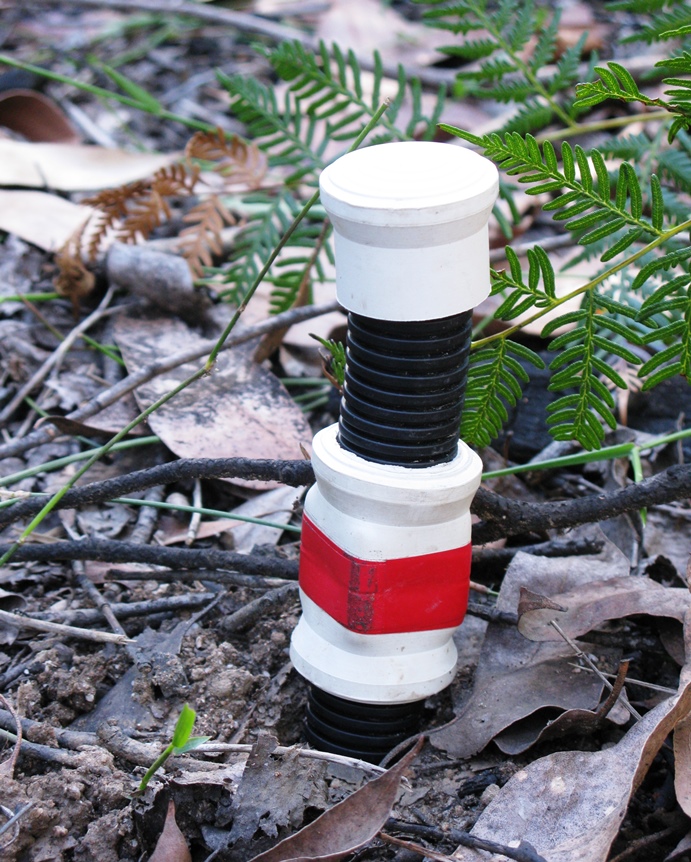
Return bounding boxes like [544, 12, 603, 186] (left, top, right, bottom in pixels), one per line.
[248, 737, 423, 862]
[0, 89, 81, 143]
[452, 680, 691, 862]
[149, 800, 191, 862]
[517, 576, 691, 643]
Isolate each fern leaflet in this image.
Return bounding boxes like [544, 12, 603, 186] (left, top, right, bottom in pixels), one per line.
[462, 339, 545, 448]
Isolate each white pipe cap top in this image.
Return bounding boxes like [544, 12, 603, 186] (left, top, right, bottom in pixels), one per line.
[319, 142, 498, 320]
[320, 141, 498, 228]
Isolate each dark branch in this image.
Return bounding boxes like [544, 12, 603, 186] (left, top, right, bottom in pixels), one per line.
[3, 458, 690, 551]
[0, 457, 315, 527]
[1, 538, 299, 578]
[471, 463, 691, 543]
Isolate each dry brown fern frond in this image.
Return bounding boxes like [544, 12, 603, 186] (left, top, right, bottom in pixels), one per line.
[75, 134, 257, 282]
[186, 128, 268, 189]
[82, 164, 200, 258]
[178, 195, 236, 277]
[54, 218, 96, 317]
[82, 179, 150, 261]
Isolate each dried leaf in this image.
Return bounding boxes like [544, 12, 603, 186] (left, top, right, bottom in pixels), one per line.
[674, 609, 691, 817]
[178, 194, 235, 277]
[149, 800, 191, 862]
[113, 310, 311, 490]
[83, 163, 198, 260]
[453, 681, 691, 862]
[0, 190, 94, 252]
[517, 577, 691, 643]
[0, 89, 80, 143]
[185, 129, 268, 188]
[158, 485, 303, 551]
[0, 140, 177, 191]
[54, 220, 96, 313]
[248, 738, 423, 862]
[431, 538, 631, 758]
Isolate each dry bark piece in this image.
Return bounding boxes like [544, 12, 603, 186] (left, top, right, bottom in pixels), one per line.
[107, 242, 211, 325]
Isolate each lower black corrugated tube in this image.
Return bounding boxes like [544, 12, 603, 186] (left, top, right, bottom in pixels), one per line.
[304, 687, 424, 764]
[338, 310, 473, 466]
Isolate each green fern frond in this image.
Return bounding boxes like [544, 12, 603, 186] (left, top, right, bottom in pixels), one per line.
[637, 277, 691, 388]
[219, 191, 324, 305]
[418, 0, 578, 132]
[544, 292, 643, 449]
[491, 245, 556, 320]
[462, 339, 545, 448]
[573, 62, 656, 110]
[219, 40, 444, 186]
[443, 130, 663, 254]
[618, 4, 691, 43]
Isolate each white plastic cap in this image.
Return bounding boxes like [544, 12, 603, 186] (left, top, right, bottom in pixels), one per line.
[319, 141, 499, 321]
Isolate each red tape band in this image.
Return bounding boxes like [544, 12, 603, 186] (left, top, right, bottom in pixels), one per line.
[299, 516, 471, 635]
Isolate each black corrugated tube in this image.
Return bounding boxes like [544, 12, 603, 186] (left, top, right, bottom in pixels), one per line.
[338, 310, 473, 467]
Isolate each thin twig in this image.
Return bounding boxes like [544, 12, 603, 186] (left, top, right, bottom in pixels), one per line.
[220, 583, 298, 634]
[105, 567, 293, 589]
[385, 820, 548, 862]
[0, 286, 117, 424]
[0, 608, 134, 645]
[33, 591, 217, 625]
[0, 728, 80, 765]
[64, 521, 138, 661]
[379, 832, 456, 861]
[0, 694, 21, 779]
[567, 663, 677, 695]
[187, 479, 202, 546]
[549, 620, 642, 720]
[0, 802, 36, 842]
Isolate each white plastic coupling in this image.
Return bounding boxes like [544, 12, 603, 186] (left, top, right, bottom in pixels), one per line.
[290, 425, 483, 703]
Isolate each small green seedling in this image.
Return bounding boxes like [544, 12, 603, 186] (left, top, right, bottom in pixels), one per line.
[138, 703, 209, 793]
[310, 334, 346, 389]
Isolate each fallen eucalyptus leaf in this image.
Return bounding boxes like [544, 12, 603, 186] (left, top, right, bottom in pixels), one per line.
[431, 537, 630, 758]
[0, 89, 80, 143]
[0, 139, 177, 191]
[453, 681, 691, 862]
[0, 190, 93, 252]
[149, 800, 191, 862]
[247, 738, 423, 862]
[517, 576, 691, 642]
[113, 309, 311, 490]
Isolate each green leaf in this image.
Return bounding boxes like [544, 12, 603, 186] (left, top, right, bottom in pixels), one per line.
[100, 63, 163, 112]
[172, 703, 196, 749]
[175, 735, 211, 755]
